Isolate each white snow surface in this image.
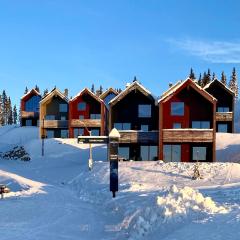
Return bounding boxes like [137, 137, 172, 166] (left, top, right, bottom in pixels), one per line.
[0, 126, 240, 239]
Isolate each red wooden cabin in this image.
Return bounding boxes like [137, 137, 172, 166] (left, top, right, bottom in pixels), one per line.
[69, 88, 106, 137]
[159, 78, 217, 162]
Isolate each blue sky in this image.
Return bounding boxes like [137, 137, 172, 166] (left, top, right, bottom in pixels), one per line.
[0, 0, 240, 106]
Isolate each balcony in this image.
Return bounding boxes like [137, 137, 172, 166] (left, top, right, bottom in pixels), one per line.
[119, 130, 158, 144]
[21, 111, 39, 118]
[162, 129, 214, 143]
[41, 120, 68, 128]
[216, 112, 233, 122]
[70, 119, 101, 128]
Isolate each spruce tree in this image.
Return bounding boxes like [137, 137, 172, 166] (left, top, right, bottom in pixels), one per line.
[35, 85, 40, 93]
[0, 94, 3, 126]
[221, 71, 227, 86]
[198, 73, 202, 87]
[2, 90, 7, 125]
[7, 97, 13, 125]
[43, 89, 49, 97]
[229, 67, 238, 100]
[99, 85, 103, 95]
[189, 68, 196, 79]
[212, 72, 216, 81]
[24, 87, 28, 94]
[91, 84, 95, 93]
[13, 105, 17, 125]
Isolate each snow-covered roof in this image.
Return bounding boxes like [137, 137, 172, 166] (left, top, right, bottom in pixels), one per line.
[204, 79, 235, 96]
[21, 88, 41, 100]
[40, 87, 68, 104]
[70, 88, 104, 103]
[109, 81, 156, 106]
[159, 78, 217, 103]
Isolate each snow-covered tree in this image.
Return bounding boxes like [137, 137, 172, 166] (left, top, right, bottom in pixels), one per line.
[229, 67, 238, 100]
[13, 105, 18, 124]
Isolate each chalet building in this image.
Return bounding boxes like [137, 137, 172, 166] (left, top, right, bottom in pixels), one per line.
[159, 78, 217, 162]
[204, 79, 235, 133]
[109, 81, 159, 161]
[69, 88, 106, 138]
[39, 88, 69, 138]
[20, 89, 41, 126]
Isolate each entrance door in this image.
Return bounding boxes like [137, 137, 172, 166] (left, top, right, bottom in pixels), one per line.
[163, 144, 181, 162]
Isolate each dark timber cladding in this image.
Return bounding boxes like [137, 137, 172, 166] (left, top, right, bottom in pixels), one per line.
[109, 81, 159, 161]
[159, 78, 216, 162]
[20, 89, 41, 126]
[204, 79, 235, 133]
[39, 88, 69, 138]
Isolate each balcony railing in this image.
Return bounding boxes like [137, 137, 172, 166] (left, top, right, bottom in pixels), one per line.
[216, 112, 233, 121]
[162, 129, 214, 143]
[41, 120, 68, 128]
[21, 111, 39, 118]
[119, 130, 158, 144]
[70, 119, 101, 128]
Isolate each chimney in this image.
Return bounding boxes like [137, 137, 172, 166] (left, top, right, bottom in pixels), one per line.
[64, 88, 68, 97]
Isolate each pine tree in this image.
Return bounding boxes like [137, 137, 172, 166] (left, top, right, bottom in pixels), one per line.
[202, 70, 211, 87]
[198, 73, 202, 87]
[24, 87, 28, 94]
[189, 68, 196, 79]
[0, 94, 3, 126]
[43, 89, 48, 97]
[212, 72, 216, 81]
[2, 90, 7, 125]
[7, 97, 13, 125]
[91, 84, 95, 93]
[13, 105, 17, 125]
[99, 85, 103, 95]
[221, 71, 227, 86]
[35, 85, 40, 93]
[229, 67, 238, 100]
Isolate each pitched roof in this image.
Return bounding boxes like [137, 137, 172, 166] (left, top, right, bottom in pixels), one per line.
[40, 87, 68, 104]
[159, 78, 217, 104]
[99, 88, 118, 100]
[204, 78, 235, 96]
[109, 81, 156, 106]
[70, 88, 103, 103]
[21, 88, 41, 100]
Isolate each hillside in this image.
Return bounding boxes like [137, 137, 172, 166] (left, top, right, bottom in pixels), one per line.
[0, 126, 240, 240]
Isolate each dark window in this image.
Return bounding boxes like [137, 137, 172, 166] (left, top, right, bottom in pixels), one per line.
[192, 147, 207, 161]
[140, 146, 157, 160]
[114, 123, 131, 130]
[163, 145, 181, 162]
[173, 123, 181, 129]
[45, 115, 55, 120]
[119, 147, 129, 160]
[25, 95, 41, 112]
[90, 114, 101, 119]
[74, 128, 84, 138]
[61, 116, 66, 120]
[78, 102, 86, 111]
[25, 119, 32, 126]
[79, 115, 84, 119]
[138, 105, 151, 118]
[218, 124, 228, 133]
[217, 107, 230, 112]
[141, 125, 149, 131]
[61, 129, 68, 138]
[47, 130, 54, 138]
[171, 102, 184, 116]
[192, 121, 210, 129]
[91, 129, 100, 136]
[59, 104, 68, 112]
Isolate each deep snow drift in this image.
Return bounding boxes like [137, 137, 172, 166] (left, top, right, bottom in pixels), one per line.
[0, 126, 240, 240]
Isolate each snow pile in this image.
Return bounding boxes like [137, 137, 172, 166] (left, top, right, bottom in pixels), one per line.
[130, 185, 229, 240]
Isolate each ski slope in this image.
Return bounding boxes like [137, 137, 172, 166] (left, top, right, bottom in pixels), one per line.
[0, 126, 240, 240]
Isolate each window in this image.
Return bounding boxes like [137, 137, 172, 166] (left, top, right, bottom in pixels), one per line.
[90, 114, 101, 119]
[138, 105, 151, 118]
[25, 119, 32, 126]
[78, 102, 86, 111]
[192, 121, 210, 129]
[173, 123, 181, 129]
[79, 115, 84, 119]
[61, 116, 66, 120]
[218, 124, 228, 133]
[192, 147, 207, 161]
[141, 125, 149, 131]
[171, 102, 184, 116]
[46, 130, 54, 138]
[163, 145, 181, 162]
[140, 146, 157, 161]
[25, 95, 41, 112]
[217, 107, 230, 112]
[45, 115, 55, 120]
[91, 129, 100, 136]
[119, 147, 129, 161]
[61, 129, 68, 138]
[74, 128, 84, 138]
[104, 93, 116, 107]
[114, 123, 131, 130]
[59, 104, 68, 112]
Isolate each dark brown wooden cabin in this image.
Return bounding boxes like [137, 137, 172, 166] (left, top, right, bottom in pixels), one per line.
[39, 88, 69, 138]
[109, 81, 159, 161]
[20, 89, 41, 126]
[69, 88, 106, 138]
[204, 79, 235, 133]
[159, 78, 217, 162]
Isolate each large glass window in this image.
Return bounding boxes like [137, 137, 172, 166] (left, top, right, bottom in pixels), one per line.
[192, 147, 207, 161]
[59, 104, 68, 112]
[192, 121, 210, 129]
[163, 145, 181, 162]
[119, 147, 129, 160]
[79, 115, 84, 119]
[140, 146, 157, 161]
[217, 107, 230, 112]
[114, 123, 131, 130]
[218, 124, 228, 133]
[25, 120, 32, 126]
[61, 129, 68, 138]
[25, 95, 41, 112]
[90, 114, 101, 119]
[138, 105, 151, 118]
[91, 129, 100, 136]
[61, 116, 66, 120]
[46, 130, 54, 138]
[141, 125, 149, 131]
[173, 123, 181, 129]
[78, 102, 86, 111]
[45, 115, 55, 120]
[171, 102, 184, 116]
[74, 128, 84, 138]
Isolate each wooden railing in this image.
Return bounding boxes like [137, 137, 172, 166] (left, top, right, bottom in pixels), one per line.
[70, 119, 101, 128]
[21, 111, 39, 118]
[41, 120, 68, 128]
[216, 112, 233, 121]
[162, 129, 214, 143]
[119, 131, 158, 144]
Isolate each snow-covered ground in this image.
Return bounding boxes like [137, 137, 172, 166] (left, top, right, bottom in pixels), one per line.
[0, 126, 240, 239]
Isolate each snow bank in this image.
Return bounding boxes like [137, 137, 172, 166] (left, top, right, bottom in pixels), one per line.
[130, 185, 229, 240]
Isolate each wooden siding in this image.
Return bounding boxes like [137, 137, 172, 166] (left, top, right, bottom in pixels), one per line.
[41, 120, 68, 128]
[70, 119, 101, 128]
[21, 111, 39, 118]
[216, 112, 233, 121]
[162, 129, 214, 143]
[119, 131, 158, 144]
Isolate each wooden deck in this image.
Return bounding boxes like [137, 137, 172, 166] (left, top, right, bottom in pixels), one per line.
[41, 120, 68, 128]
[21, 111, 39, 118]
[216, 112, 233, 121]
[119, 131, 158, 144]
[162, 129, 214, 143]
[70, 119, 101, 128]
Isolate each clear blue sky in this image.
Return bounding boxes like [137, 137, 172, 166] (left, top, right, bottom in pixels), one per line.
[0, 0, 240, 106]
